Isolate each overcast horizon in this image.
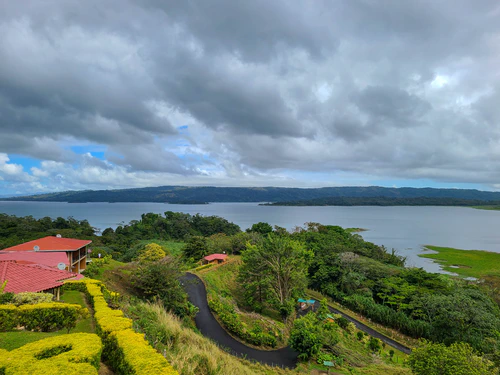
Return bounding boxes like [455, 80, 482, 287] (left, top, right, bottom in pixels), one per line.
[1, 1, 500, 196]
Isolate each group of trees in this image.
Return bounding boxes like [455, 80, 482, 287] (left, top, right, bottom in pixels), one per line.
[0, 214, 95, 249]
[3, 212, 500, 373]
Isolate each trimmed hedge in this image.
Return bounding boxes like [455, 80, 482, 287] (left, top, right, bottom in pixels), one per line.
[0, 333, 102, 375]
[194, 263, 214, 272]
[107, 329, 178, 375]
[64, 279, 178, 375]
[208, 298, 278, 347]
[0, 303, 87, 332]
[0, 305, 17, 331]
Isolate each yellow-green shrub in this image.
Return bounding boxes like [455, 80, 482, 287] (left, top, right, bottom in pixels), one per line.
[0, 305, 17, 331]
[18, 303, 88, 332]
[0, 303, 87, 333]
[0, 333, 102, 375]
[65, 279, 178, 374]
[11, 292, 54, 306]
[106, 329, 177, 375]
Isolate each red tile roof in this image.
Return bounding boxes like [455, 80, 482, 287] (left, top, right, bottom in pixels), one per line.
[0, 261, 81, 293]
[203, 253, 228, 262]
[1, 236, 92, 252]
[0, 251, 68, 268]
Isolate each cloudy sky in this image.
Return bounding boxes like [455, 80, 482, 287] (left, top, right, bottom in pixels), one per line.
[1, 0, 500, 196]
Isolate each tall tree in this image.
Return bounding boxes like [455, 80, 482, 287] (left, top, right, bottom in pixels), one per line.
[239, 234, 313, 321]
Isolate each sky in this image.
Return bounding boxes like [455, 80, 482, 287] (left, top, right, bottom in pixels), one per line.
[1, 0, 500, 196]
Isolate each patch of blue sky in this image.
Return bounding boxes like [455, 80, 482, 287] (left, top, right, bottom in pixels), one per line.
[70, 145, 106, 160]
[7, 155, 41, 171]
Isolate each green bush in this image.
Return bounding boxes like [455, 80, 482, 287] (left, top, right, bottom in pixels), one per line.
[0, 303, 87, 333]
[208, 298, 277, 347]
[18, 303, 88, 333]
[0, 305, 17, 331]
[12, 292, 53, 306]
[0, 292, 14, 305]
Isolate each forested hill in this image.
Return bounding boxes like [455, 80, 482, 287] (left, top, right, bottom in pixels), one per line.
[3, 185, 500, 204]
[265, 196, 500, 207]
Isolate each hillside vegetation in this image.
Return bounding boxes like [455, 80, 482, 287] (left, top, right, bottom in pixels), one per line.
[4, 185, 500, 203]
[2, 214, 499, 374]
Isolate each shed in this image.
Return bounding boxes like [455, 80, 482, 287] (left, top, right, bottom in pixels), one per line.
[202, 253, 228, 265]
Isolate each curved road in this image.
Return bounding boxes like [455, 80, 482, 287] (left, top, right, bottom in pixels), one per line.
[182, 273, 411, 369]
[182, 273, 298, 368]
[314, 302, 411, 355]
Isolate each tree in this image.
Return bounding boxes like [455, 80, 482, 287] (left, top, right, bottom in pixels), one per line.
[247, 222, 273, 235]
[137, 243, 166, 263]
[289, 311, 340, 361]
[409, 340, 498, 375]
[132, 256, 189, 315]
[289, 313, 324, 360]
[239, 234, 312, 321]
[182, 236, 209, 261]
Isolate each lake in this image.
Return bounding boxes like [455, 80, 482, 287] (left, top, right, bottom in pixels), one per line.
[2, 201, 500, 273]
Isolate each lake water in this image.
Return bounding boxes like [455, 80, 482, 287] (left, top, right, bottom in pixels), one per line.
[2, 201, 500, 273]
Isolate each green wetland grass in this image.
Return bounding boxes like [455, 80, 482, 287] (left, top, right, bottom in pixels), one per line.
[420, 245, 500, 279]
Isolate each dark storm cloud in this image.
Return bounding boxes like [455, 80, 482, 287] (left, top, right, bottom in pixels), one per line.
[0, 0, 500, 190]
[353, 86, 432, 128]
[145, 0, 337, 62]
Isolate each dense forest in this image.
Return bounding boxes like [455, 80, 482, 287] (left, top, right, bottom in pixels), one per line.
[4, 185, 500, 203]
[265, 196, 500, 206]
[1, 213, 499, 373]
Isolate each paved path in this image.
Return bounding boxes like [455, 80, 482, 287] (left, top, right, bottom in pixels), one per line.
[317, 302, 412, 355]
[181, 273, 298, 369]
[182, 272, 411, 369]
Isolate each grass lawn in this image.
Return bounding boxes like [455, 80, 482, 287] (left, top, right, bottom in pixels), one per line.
[0, 331, 63, 350]
[88, 258, 126, 281]
[60, 290, 94, 333]
[419, 245, 500, 279]
[0, 290, 94, 351]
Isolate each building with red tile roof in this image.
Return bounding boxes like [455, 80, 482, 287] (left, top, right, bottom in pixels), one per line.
[202, 253, 228, 264]
[0, 252, 68, 269]
[1, 236, 91, 273]
[0, 261, 83, 299]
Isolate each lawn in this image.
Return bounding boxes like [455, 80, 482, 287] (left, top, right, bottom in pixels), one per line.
[0, 290, 93, 350]
[420, 245, 500, 279]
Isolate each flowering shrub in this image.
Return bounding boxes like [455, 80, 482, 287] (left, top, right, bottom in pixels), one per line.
[0, 333, 102, 375]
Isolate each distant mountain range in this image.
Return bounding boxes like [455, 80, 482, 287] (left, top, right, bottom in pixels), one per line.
[2, 185, 500, 205]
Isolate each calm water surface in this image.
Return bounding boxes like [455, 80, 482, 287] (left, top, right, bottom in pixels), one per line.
[2, 201, 500, 273]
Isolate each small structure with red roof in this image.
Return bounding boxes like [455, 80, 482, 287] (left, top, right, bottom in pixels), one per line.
[0, 236, 91, 273]
[0, 261, 83, 299]
[202, 253, 228, 265]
